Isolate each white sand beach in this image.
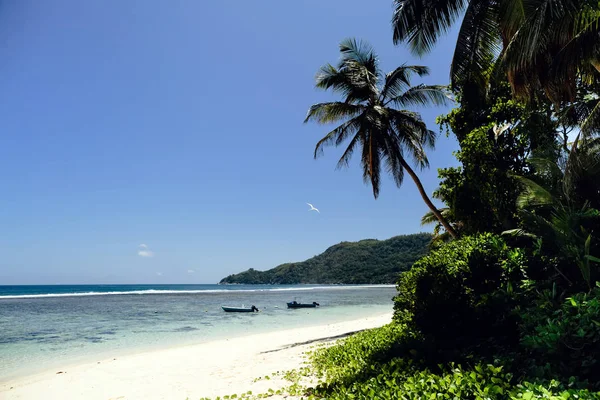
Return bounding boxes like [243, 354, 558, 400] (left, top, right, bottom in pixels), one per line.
[0, 312, 391, 400]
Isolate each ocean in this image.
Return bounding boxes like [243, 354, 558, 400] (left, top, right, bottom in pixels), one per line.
[0, 284, 396, 382]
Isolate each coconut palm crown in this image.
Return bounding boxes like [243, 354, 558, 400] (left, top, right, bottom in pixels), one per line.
[304, 38, 458, 238]
[391, 0, 599, 105]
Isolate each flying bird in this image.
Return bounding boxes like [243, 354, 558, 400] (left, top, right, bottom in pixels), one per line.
[307, 203, 320, 213]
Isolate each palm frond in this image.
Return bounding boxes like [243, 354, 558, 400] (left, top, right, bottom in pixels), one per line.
[501, 228, 539, 238]
[315, 64, 360, 100]
[339, 38, 377, 67]
[505, 0, 576, 68]
[498, 0, 527, 39]
[504, 0, 582, 79]
[388, 109, 430, 140]
[528, 156, 564, 182]
[336, 130, 364, 170]
[558, 92, 600, 130]
[500, 0, 588, 100]
[387, 84, 453, 107]
[514, 175, 556, 208]
[389, 109, 435, 167]
[380, 64, 430, 100]
[315, 62, 378, 104]
[392, 0, 469, 55]
[392, 121, 430, 169]
[382, 131, 406, 188]
[313, 116, 363, 159]
[338, 38, 380, 99]
[551, 12, 600, 82]
[361, 129, 383, 198]
[450, 0, 502, 89]
[304, 102, 365, 124]
[580, 100, 600, 135]
[421, 208, 450, 225]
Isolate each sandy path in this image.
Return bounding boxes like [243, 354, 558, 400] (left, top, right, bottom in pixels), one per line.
[0, 313, 391, 400]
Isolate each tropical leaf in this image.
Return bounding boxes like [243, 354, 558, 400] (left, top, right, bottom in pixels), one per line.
[387, 84, 453, 107]
[360, 129, 383, 198]
[339, 38, 378, 68]
[336, 131, 364, 170]
[450, 0, 502, 89]
[580, 100, 600, 134]
[498, 0, 526, 38]
[501, 228, 539, 238]
[392, 0, 469, 55]
[313, 116, 363, 159]
[514, 175, 555, 207]
[381, 65, 430, 100]
[513, 141, 600, 287]
[304, 102, 365, 124]
[421, 208, 451, 225]
[551, 10, 600, 81]
[315, 64, 357, 99]
[586, 255, 600, 263]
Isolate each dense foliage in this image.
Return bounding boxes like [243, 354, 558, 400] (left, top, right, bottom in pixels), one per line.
[285, 0, 600, 397]
[304, 322, 600, 399]
[219, 233, 432, 284]
[433, 81, 560, 236]
[288, 237, 600, 399]
[519, 288, 600, 385]
[394, 234, 530, 359]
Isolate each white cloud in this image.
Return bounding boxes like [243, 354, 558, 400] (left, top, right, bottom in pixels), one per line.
[138, 250, 154, 258]
[138, 243, 154, 257]
[156, 272, 163, 276]
[187, 269, 195, 273]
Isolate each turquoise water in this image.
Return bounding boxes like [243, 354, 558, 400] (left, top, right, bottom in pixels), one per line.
[0, 284, 396, 381]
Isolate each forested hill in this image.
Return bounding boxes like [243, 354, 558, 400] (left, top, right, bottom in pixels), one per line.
[219, 233, 432, 284]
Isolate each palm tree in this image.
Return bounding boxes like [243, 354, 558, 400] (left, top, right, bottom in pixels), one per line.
[391, 0, 507, 94]
[501, 0, 600, 105]
[421, 207, 456, 245]
[304, 38, 458, 238]
[391, 0, 599, 106]
[506, 137, 600, 288]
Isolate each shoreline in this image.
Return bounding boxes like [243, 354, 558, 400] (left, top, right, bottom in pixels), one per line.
[0, 284, 397, 300]
[0, 304, 393, 383]
[0, 312, 392, 399]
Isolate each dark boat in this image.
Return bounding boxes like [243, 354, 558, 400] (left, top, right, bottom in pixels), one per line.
[221, 305, 259, 313]
[287, 301, 320, 309]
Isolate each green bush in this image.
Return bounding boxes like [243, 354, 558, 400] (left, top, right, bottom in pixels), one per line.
[510, 381, 600, 400]
[304, 323, 600, 400]
[287, 234, 600, 399]
[393, 233, 529, 358]
[519, 287, 600, 386]
[309, 322, 416, 387]
[310, 362, 513, 400]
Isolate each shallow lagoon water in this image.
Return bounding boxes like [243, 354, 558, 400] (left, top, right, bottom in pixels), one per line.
[0, 284, 396, 381]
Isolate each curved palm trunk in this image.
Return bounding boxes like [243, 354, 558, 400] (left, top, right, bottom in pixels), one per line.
[593, 60, 600, 74]
[399, 158, 459, 239]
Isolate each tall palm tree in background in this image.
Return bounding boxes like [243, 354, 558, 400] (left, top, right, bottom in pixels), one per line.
[391, 0, 599, 111]
[304, 39, 458, 238]
[391, 0, 509, 94]
[501, 0, 600, 108]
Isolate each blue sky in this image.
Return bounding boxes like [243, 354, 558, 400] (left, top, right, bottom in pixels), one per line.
[0, 1, 460, 284]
